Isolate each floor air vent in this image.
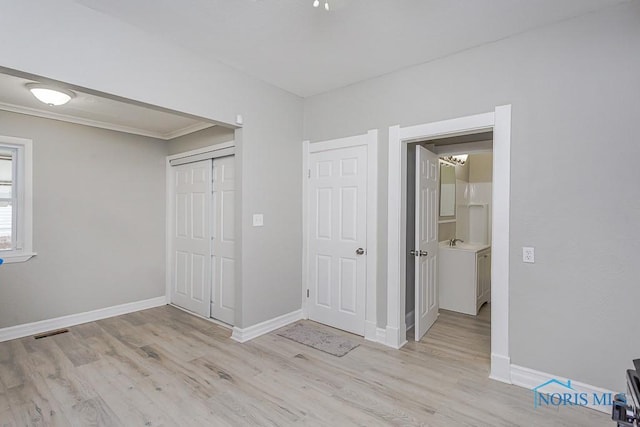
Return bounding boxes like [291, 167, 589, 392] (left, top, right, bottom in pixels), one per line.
[34, 329, 69, 339]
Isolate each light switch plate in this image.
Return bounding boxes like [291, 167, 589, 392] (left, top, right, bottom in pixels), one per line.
[252, 214, 264, 227]
[523, 247, 535, 263]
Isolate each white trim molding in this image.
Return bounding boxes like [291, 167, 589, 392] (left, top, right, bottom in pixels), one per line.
[0, 135, 35, 263]
[363, 326, 388, 346]
[231, 309, 303, 343]
[0, 252, 37, 263]
[301, 140, 310, 321]
[386, 106, 512, 383]
[0, 101, 215, 140]
[166, 141, 235, 162]
[490, 354, 512, 384]
[510, 364, 619, 414]
[0, 296, 166, 342]
[162, 123, 215, 140]
[302, 130, 378, 341]
[490, 105, 512, 383]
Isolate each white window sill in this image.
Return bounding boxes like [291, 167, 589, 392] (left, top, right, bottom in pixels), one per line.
[0, 252, 37, 263]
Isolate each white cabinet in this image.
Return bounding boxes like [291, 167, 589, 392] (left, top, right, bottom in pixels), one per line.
[439, 243, 491, 316]
[476, 249, 491, 312]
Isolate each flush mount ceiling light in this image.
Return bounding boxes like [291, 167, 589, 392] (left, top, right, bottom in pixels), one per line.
[26, 83, 75, 106]
[439, 154, 468, 167]
[313, 0, 329, 11]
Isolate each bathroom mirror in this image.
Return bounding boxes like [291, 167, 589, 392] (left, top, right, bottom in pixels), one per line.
[439, 164, 456, 218]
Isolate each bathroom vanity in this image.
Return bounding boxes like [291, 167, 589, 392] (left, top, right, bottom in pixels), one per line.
[439, 241, 491, 315]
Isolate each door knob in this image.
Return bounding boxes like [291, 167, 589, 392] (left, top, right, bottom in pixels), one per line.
[356, 248, 365, 255]
[409, 249, 417, 256]
[419, 250, 428, 257]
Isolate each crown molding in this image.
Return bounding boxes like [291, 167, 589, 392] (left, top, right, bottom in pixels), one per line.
[161, 122, 214, 140]
[0, 101, 213, 140]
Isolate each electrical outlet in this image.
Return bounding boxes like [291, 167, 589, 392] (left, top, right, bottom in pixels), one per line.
[523, 247, 535, 263]
[252, 214, 264, 227]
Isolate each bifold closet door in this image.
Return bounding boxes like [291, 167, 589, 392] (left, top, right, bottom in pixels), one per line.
[210, 156, 235, 325]
[171, 160, 212, 317]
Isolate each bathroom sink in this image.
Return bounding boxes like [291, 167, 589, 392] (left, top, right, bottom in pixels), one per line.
[439, 241, 490, 252]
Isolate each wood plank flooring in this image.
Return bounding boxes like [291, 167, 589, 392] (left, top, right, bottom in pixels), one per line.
[0, 304, 608, 426]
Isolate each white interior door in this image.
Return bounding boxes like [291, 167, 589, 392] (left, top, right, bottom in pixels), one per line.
[171, 160, 212, 317]
[414, 146, 439, 341]
[308, 144, 367, 335]
[210, 156, 235, 325]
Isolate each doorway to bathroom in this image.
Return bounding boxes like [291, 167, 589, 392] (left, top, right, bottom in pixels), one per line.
[387, 106, 511, 382]
[405, 132, 494, 357]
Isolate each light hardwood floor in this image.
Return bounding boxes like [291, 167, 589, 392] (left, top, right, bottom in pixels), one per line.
[0, 304, 608, 426]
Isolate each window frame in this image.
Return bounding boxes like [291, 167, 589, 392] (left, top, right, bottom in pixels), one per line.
[0, 135, 35, 263]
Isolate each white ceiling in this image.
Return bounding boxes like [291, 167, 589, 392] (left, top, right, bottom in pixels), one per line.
[0, 72, 215, 140]
[75, 0, 626, 97]
[1, 0, 626, 132]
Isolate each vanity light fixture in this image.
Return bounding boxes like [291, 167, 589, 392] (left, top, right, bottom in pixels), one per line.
[439, 158, 457, 167]
[453, 154, 468, 163]
[26, 83, 75, 106]
[439, 154, 469, 166]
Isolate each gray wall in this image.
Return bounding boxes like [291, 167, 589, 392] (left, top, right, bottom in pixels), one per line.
[0, 111, 166, 327]
[304, 2, 640, 392]
[0, 1, 304, 330]
[167, 125, 235, 156]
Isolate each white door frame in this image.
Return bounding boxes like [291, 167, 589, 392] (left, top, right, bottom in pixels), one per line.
[386, 105, 512, 384]
[166, 142, 236, 312]
[302, 130, 378, 340]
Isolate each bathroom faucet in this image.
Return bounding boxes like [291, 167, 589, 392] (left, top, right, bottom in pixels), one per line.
[449, 238, 464, 247]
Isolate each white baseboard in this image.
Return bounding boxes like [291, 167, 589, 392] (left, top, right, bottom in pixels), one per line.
[489, 353, 512, 384]
[510, 364, 618, 414]
[231, 309, 303, 343]
[0, 296, 167, 343]
[384, 325, 408, 349]
[364, 320, 378, 342]
[405, 310, 415, 330]
[364, 321, 387, 345]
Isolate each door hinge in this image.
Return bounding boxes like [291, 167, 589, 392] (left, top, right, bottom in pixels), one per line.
[308, 169, 311, 178]
[306, 289, 310, 298]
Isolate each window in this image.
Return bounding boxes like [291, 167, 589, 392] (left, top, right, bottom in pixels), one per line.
[0, 136, 34, 263]
[0, 149, 15, 250]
